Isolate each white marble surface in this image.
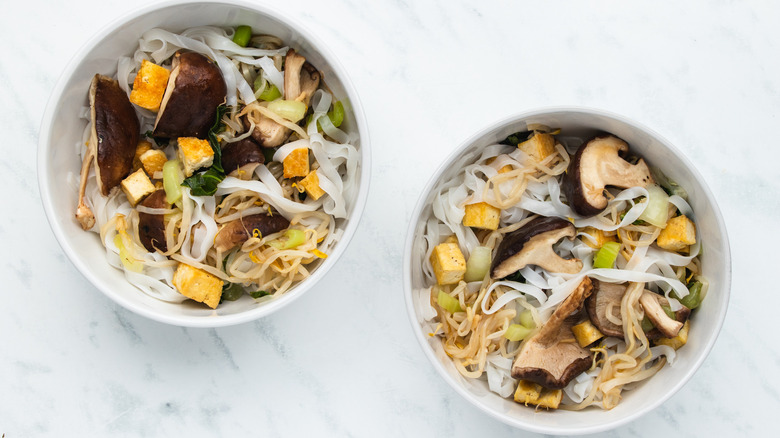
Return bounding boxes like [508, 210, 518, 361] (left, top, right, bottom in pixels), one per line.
[2, 0, 779, 436]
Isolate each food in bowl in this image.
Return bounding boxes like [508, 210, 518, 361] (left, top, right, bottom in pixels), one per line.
[72, 24, 359, 309]
[413, 126, 706, 411]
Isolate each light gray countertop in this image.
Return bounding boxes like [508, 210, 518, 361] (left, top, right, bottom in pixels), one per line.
[2, 0, 778, 436]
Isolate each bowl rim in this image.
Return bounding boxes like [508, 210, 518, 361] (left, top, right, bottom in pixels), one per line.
[37, 0, 371, 328]
[402, 105, 731, 434]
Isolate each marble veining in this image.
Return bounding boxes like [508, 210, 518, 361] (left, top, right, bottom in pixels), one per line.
[2, 0, 779, 436]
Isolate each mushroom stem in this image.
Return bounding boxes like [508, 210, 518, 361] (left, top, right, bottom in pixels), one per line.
[639, 291, 683, 338]
[75, 146, 96, 230]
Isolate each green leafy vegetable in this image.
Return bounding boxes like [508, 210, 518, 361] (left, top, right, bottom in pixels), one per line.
[500, 131, 531, 146]
[182, 105, 228, 196]
[250, 290, 270, 299]
[221, 283, 244, 302]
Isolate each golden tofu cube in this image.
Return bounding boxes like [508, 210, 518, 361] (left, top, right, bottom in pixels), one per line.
[120, 168, 155, 206]
[172, 263, 224, 309]
[133, 140, 153, 171]
[299, 171, 326, 200]
[140, 149, 167, 177]
[518, 132, 555, 162]
[514, 380, 563, 409]
[657, 215, 697, 252]
[177, 137, 214, 177]
[572, 320, 605, 347]
[580, 226, 616, 249]
[462, 202, 501, 230]
[283, 148, 310, 178]
[430, 242, 466, 285]
[656, 320, 689, 350]
[129, 60, 170, 112]
[485, 157, 513, 173]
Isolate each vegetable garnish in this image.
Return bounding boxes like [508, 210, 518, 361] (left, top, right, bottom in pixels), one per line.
[162, 159, 184, 203]
[311, 249, 328, 259]
[464, 246, 492, 282]
[437, 290, 462, 314]
[232, 25, 252, 47]
[268, 229, 306, 250]
[504, 324, 533, 342]
[593, 241, 621, 269]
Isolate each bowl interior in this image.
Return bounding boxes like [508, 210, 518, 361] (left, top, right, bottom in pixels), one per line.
[39, 0, 368, 327]
[404, 108, 730, 434]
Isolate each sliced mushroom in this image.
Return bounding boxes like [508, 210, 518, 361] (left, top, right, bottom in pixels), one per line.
[214, 213, 290, 253]
[244, 115, 291, 147]
[490, 216, 582, 279]
[639, 291, 691, 339]
[511, 277, 594, 389]
[244, 49, 321, 147]
[221, 137, 265, 179]
[585, 279, 627, 338]
[563, 134, 654, 216]
[138, 189, 169, 253]
[76, 75, 140, 230]
[153, 52, 227, 139]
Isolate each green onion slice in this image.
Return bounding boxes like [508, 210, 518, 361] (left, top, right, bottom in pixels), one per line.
[504, 324, 533, 342]
[593, 241, 621, 269]
[437, 290, 462, 314]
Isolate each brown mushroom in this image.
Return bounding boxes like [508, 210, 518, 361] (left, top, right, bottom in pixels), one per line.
[490, 216, 582, 279]
[511, 277, 594, 389]
[138, 189, 169, 253]
[562, 134, 654, 216]
[221, 137, 265, 179]
[639, 291, 691, 339]
[214, 213, 290, 253]
[244, 49, 321, 147]
[153, 52, 227, 139]
[585, 279, 627, 338]
[75, 74, 140, 230]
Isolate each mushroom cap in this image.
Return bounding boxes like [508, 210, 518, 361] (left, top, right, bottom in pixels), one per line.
[490, 216, 582, 279]
[243, 114, 291, 148]
[511, 277, 594, 389]
[563, 134, 654, 216]
[214, 213, 290, 253]
[90, 74, 140, 196]
[138, 189, 169, 253]
[221, 137, 265, 177]
[153, 52, 227, 139]
[585, 279, 628, 338]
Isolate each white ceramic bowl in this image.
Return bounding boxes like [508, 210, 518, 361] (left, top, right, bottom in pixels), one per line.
[404, 107, 730, 435]
[38, 0, 370, 327]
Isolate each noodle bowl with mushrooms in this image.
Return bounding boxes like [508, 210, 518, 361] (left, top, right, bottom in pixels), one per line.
[72, 25, 359, 309]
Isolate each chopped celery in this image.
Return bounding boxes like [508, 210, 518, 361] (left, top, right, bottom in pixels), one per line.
[593, 241, 621, 269]
[673, 281, 703, 309]
[638, 184, 670, 228]
[162, 160, 184, 204]
[328, 101, 344, 128]
[268, 99, 306, 122]
[232, 25, 252, 47]
[113, 234, 143, 273]
[519, 309, 536, 329]
[437, 290, 462, 313]
[504, 324, 533, 342]
[464, 246, 492, 282]
[268, 229, 306, 250]
[258, 82, 281, 101]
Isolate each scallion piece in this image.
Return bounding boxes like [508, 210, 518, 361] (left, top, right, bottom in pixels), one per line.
[638, 184, 670, 228]
[113, 234, 143, 273]
[162, 160, 184, 204]
[464, 246, 492, 282]
[232, 25, 252, 47]
[328, 101, 344, 128]
[268, 99, 306, 122]
[437, 290, 462, 314]
[504, 324, 533, 342]
[680, 281, 703, 309]
[593, 241, 621, 269]
[258, 82, 281, 101]
[268, 229, 306, 250]
[519, 309, 536, 329]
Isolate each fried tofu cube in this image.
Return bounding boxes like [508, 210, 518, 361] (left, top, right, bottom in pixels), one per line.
[283, 148, 310, 178]
[462, 202, 501, 230]
[656, 320, 689, 350]
[120, 168, 155, 206]
[514, 380, 563, 409]
[572, 320, 605, 347]
[299, 171, 326, 200]
[133, 140, 153, 171]
[657, 215, 696, 252]
[140, 149, 167, 177]
[177, 137, 214, 177]
[430, 242, 466, 285]
[485, 157, 514, 173]
[518, 132, 556, 162]
[129, 60, 170, 112]
[580, 227, 616, 249]
[172, 263, 224, 309]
